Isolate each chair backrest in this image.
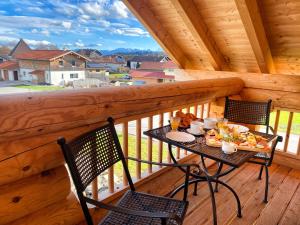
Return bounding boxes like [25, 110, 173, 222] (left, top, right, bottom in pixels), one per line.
[224, 97, 272, 133]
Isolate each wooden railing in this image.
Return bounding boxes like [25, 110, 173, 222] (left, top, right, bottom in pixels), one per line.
[0, 78, 242, 225]
[90, 102, 211, 200]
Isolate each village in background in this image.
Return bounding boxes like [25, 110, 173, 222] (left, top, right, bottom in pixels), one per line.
[0, 39, 178, 94]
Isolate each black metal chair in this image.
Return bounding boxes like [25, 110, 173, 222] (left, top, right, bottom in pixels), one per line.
[57, 117, 194, 225]
[224, 97, 282, 203]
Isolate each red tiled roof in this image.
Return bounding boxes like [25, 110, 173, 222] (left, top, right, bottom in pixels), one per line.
[130, 70, 175, 79]
[15, 50, 68, 60]
[0, 61, 19, 70]
[138, 61, 178, 70]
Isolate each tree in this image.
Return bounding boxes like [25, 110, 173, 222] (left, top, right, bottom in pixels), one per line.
[0, 46, 11, 55]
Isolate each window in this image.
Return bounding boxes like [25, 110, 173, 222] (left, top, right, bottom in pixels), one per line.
[59, 60, 64, 67]
[70, 73, 78, 78]
[158, 79, 164, 83]
[23, 71, 26, 76]
[61, 73, 64, 79]
[71, 60, 76, 66]
[96, 69, 100, 72]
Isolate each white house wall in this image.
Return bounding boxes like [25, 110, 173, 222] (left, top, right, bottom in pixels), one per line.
[19, 68, 33, 81]
[50, 70, 85, 86]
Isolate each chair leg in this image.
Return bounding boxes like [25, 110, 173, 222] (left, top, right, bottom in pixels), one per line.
[193, 182, 198, 196]
[214, 179, 219, 192]
[258, 165, 264, 180]
[161, 218, 167, 225]
[264, 165, 269, 203]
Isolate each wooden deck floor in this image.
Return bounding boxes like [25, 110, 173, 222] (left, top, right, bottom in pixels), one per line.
[182, 163, 300, 225]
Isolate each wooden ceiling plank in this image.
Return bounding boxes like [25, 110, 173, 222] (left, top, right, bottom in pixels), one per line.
[170, 0, 228, 71]
[123, 0, 192, 69]
[234, 0, 275, 73]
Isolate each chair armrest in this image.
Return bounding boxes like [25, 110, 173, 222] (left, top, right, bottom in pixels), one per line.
[84, 196, 182, 224]
[268, 127, 283, 142]
[126, 156, 199, 169]
[269, 126, 275, 134]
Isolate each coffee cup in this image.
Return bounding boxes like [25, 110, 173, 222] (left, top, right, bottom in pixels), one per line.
[190, 121, 203, 134]
[222, 141, 237, 154]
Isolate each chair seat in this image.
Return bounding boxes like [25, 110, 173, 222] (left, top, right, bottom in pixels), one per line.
[253, 152, 270, 160]
[100, 190, 188, 225]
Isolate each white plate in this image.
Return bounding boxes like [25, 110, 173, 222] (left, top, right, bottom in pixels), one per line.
[228, 124, 249, 133]
[186, 128, 205, 136]
[166, 131, 195, 142]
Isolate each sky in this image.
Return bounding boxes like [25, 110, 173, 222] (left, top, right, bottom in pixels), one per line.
[0, 0, 162, 50]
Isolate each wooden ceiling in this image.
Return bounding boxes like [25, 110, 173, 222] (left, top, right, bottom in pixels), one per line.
[123, 0, 300, 75]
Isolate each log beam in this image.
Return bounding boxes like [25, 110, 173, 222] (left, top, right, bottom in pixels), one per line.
[234, 0, 275, 73]
[0, 78, 244, 142]
[123, 0, 190, 69]
[170, 0, 228, 71]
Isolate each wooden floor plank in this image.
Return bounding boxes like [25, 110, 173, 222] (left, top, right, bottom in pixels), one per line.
[185, 163, 261, 225]
[279, 183, 300, 225]
[204, 164, 280, 225]
[254, 169, 300, 225]
[229, 165, 291, 225]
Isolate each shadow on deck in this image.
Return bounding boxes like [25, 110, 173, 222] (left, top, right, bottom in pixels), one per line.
[181, 163, 300, 225]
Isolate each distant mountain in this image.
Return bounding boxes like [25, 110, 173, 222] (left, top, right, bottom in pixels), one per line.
[101, 48, 164, 56]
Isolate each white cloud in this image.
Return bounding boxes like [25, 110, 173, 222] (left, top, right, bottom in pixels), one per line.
[114, 40, 126, 44]
[41, 30, 50, 36]
[109, 27, 149, 37]
[75, 40, 85, 48]
[97, 43, 103, 47]
[27, 6, 44, 13]
[98, 19, 110, 28]
[79, 1, 108, 18]
[24, 39, 52, 46]
[85, 28, 90, 33]
[0, 35, 18, 43]
[110, 1, 130, 18]
[62, 21, 72, 29]
[31, 28, 38, 34]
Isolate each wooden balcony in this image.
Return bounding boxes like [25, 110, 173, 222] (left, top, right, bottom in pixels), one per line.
[0, 71, 299, 225]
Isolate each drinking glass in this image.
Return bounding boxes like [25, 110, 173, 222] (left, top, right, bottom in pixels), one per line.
[170, 117, 181, 131]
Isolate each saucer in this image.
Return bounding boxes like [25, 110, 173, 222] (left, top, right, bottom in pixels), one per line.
[186, 128, 205, 136]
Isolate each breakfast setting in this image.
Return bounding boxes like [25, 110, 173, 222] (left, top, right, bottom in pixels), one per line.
[166, 111, 272, 155]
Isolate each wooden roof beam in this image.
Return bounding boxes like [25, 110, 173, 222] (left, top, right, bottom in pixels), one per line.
[170, 0, 229, 71]
[234, 0, 275, 73]
[123, 0, 192, 69]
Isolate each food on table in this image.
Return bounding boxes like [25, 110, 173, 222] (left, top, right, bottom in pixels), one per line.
[175, 111, 198, 127]
[206, 128, 270, 151]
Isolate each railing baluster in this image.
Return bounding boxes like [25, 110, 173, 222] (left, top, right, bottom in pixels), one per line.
[274, 110, 280, 135]
[187, 106, 190, 113]
[147, 117, 153, 174]
[207, 102, 211, 118]
[158, 114, 164, 168]
[167, 112, 172, 163]
[297, 137, 300, 156]
[108, 166, 114, 193]
[122, 122, 128, 186]
[92, 179, 98, 200]
[194, 104, 198, 117]
[283, 112, 293, 152]
[200, 104, 204, 119]
[136, 119, 142, 179]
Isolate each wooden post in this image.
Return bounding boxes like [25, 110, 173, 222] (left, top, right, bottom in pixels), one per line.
[147, 117, 153, 174]
[194, 104, 198, 117]
[274, 110, 280, 135]
[92, 179, 98, 200]
[108, 166, 114, 193]
[122, 122, 128, 186]
[283, 112, 293, 152]
[136, 119, 141, 179]
[167, 112, 172, 163]
[200, 104, 204, 119]
[158, 114, 164, 168]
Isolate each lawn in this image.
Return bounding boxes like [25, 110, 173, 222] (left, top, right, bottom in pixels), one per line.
[113, 133, 173, 181]
[269, 111, 300, 135]
[109, 73, 126, 79]
[14, 85, 64, 91]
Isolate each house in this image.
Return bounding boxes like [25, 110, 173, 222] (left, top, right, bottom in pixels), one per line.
[86, 62, 109, 82]
[129, 70, 175, 84]
[9, 39, 31, 58]
[15, 50, 89, 85]
[93, 55, 127, 72]
[137, 61, 178, 76]
[76, 49, 102, 59]
[0, 55, 9, 63]
[128, 55, 171, 69]
[0, 61, 19, 81]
